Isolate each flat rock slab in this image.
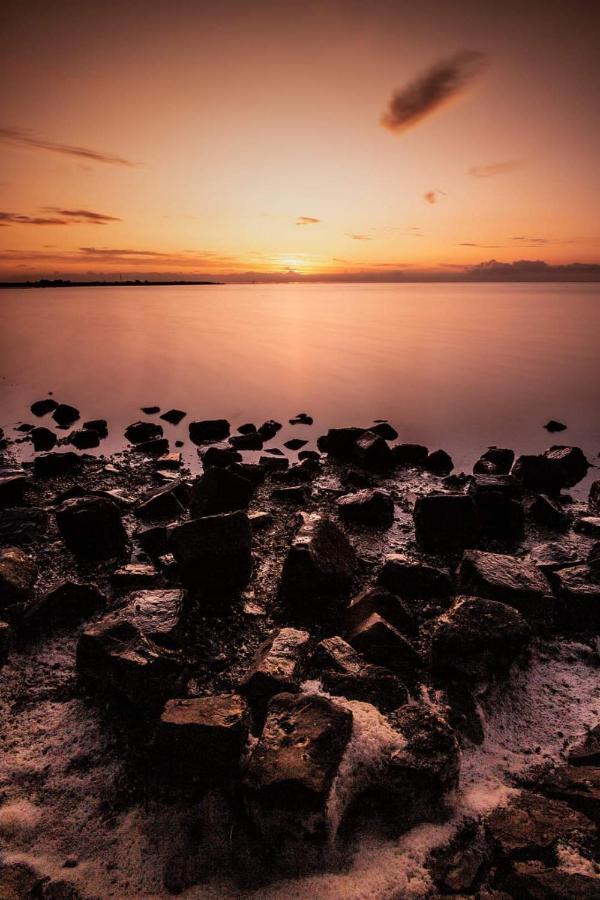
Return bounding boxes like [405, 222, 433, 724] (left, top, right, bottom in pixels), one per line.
[110, 563, 159, 589]
[458, 550, 553, 622]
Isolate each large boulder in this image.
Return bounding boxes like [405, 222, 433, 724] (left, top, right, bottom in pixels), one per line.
[459, 550, 553, 622]
[336, 488, 394, 527]
[243, 692, 353, 874]
[240, 627, 310, 722]
[124, 420, 163, 444]
[348, 612, 421, 678]
[153, 694, 250, 790]
[377, 554, 454, 600]
[351, 431, 394, 472]
[190, 466, 254, 517]
[25, 581, 106, 629]
[189, 419, 230, 444]
[169, 511, 252, 595]
[0, 546, 37, 618]
[430, 595, 531, 680]
[413, 493, 480, 552]
[55, 496, 128, 558]
[319, 427, 365, 457]
[279, 513, 356, 616]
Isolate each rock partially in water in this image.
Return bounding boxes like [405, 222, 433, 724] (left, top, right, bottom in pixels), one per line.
[160, 408, 187, 425]
[543, 444, 589, 487]
[473, 446, 515, 475]
[229, 432, 263, 450]
[69, 428, 100, 450]
[170, 510, 252, 595]
[430, 595, 531, 680]
[352, 431, 394, 472]
[237, 422, 257, 435]
[512, 454, 564, 495]
[318, 426, 365, 457]
[200, 444, 242, 468]
[55, 496, 128, 559]
[414, 492, 480, 552]
[336, 488, 394, 527]
[25, 580, 106, 629]
[257, 420, 282, 440]
[52, 403, 80, 427]
[131, 437, 170, 455]
[240, 627, 310, 721]
[0, 545, 37, 618]
[369, 422, 398, 441]
[459, 550, 553, 623]
[30, 425, 57, 451]
[126, 421, 164, 446]
[258, 454, 289, 471]
[190, 466, 254, 516]
[30, 398, 58, 417]
[544, 420, 567, 432]
[189, 419, 231, 444]
[83, 418, 108, 437]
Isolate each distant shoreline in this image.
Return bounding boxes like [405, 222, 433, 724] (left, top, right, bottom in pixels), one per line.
[0, 279, 222, 290]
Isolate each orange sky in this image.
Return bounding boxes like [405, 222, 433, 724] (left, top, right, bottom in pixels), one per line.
[1, 0, 599, 281]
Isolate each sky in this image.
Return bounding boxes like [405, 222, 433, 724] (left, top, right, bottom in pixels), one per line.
[0, 0, 599, 282]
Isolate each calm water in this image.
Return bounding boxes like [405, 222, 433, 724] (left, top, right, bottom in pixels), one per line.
[1, 282, 599, 488]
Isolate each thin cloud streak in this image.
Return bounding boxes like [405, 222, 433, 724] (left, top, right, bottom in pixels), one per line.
[0, 208, 121, 226]
[469, 159, 524, 178]
[345, 233, 373, 240]
[296, 216, 320, 225]
[381, 51, 486, 133]
[0, 126, 140, 167]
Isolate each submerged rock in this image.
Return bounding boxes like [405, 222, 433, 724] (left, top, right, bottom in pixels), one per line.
[55, 496, 128, 559]
[336, 488, 394, 527]
[169, 510, 252, 595]
[414, 492, 480, 552]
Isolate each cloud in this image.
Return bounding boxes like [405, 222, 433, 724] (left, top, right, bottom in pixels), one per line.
[424, 189, 446, 204]
[0, 126, 140, 167]
[381, 51, 485, 133]
[512, 235, 549, 245]
[469, 159, 524, 178]
[0, 208, 121, 226]
[296, 216, 320, 225]
[459, 241, 504, 248]
[345, 233, 373, 240]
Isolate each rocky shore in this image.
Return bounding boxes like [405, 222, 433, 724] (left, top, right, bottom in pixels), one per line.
[0, 401, 599, 898]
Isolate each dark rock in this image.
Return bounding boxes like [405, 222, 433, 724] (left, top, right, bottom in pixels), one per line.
[337, 488, 394, 527]
[229, 432, 263, 450]
[574, 516, 600, 537]
[243, 692, 353, 873]
[589, 480, 600, 513]
[437, 682, 485, 745]
[160, 409, 186, 425]
[229, 461, 266, 486]
[442, 471, 473, 490]
[469, 473, 522, 498]
[132, 437, 170, 455]
[552, 564, 600, 627]
[414, 492, 480, 552]
[529, 541, 581, 574]
[55, 496, 128, 558]
[0, 620, 10, 665]
[271, 485, 309, 503]
[69, 428, 100, 450]
[284, 438, 308, 451]
[257, 420, 282, 440]
[200, 445, 242, 468]
[83, 418, 108, 436]
[525, 494, 569, 530]
[290, 413, 313, 425]
[543, 444, 589, 487]
[191, 466, 254, 516]
[352, 430, 394, 472]
[237, 423, 257, 434]
[0, 506, 47, 545]
[568, 724, 600, 767]
[25, 581, 106, 629]
[135, 482, 189, 520]
[189, 419, 230, 444]
[153, 694, 250, 788]
[249, 510, 273, 531]
[34, 451, 82, 477]
[512, 454, 564, 495]
[430, 595, 531, 680]
[544, 419, 567, 432]
[473, 491, 525, 542]
[368, 422, 398, 440]
[170, 510, 252, 594]
[344, 586, 417, 636]
[459, 550, 552, 622]
[31, 426, 57, 451]
[428, 821, 490, 895]
[298, 449, 320, 462]
[15, 422, 33, 432]
[348, 612, 420, 677]
[240, 627, 310, 720]
[378, 554, 454, 600]
[504, 860, 600, 900]
[136, 524, 170, 557]
[473, 447, 515, 475]
[110, 563, 159, 589]
[588, 542, 600, 579]
[31, 398, 58, 416]
[141, 406, 160, 414]
[342, 468, 373, 489]
[156, 452, 182, 470]
[52, 404, 80, 427]
[319, 427, 365, 456]
[312, 635, 408, 712]
[392, 443, 428, 467]
[258, 454, 289, 471]
[264, 447, 284, 455]
[532, 764, 600, 822]
[279, 513, 356, 615]
[0, 546, 37, 617]
[425, 449, 454, 475]
[0, 468, 28, 506]
[125, 421, 164, 444]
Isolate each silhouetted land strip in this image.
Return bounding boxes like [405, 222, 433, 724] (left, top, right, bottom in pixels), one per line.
[0, 279, 221, 289]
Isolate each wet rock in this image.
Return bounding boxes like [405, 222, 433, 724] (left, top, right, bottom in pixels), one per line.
[284, 438, 308, 451]
[135, 482, 189, 520]
[369, 422, 398, 441]
[414, 492, 480, 552]
[189, 419, 230, 444]
[30, 425, 57, 451]
[34, 451, 83, 477]
[160, 408, 186, 425]
[0, 546, 37, 617]
[531, 764, 600, 822]
[136, 524, 170, 557]
[551, 564, 600, 627]
[0, 619, 10, 664]
[190, 466, 254, 516]
[257, 420, 282, 440]
[344, 586, 417, 636]
[352, 430, 394, 472]
[110, 563, 159, 589]
[430, 595, 531, 680]
[237, 423, 257, 434]
[52, 403, 80, 427]
[525, 493, 569, 530]
[568, 724, 600, 767]
[279, 513, 356, 615]
[348, 612, 420, 677]
[243, 692, 353, 873]
[153, 694, 250, 789]
[240, 627, 310, 720]
[459, 550, 552, 622]
[69, 428, 100, 450]
[200, 444, 242, 468]
[273, 459, 318, 484]
[25, 581, 106, 629]
[55, 496, 128, 558]
[473, 447, 515, 475]
[543, 444, 589, 487]
[589, 480, 600, 513]
[544, 420, 567, 432]
[83, 418, 108, 437]
[504, 860, 600, 900]
[392, 443, 429, 467]
[425, 449, 454, 475]
[529, 541, 581, 574]
[271, 485, 309, 503]
[141, 406, 160, 414]
[132, 437, 170, 455]
[229, 432, 263, 450]
[378, 554, 454, 601]
[336, 488, 394, 527]
[0, 468, 28, 506]
[170, 510, 252, 594]
[311, 635, 408, 712]
[485, 790, 596, 862]
[319, 426, 365, 457]
[31, 398, 58, 416]
[574, 516, 600, 537]
[0, 506, 47, 545]
[512, 455, 564, 495]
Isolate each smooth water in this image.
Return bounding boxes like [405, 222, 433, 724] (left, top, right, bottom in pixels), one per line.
[1, 282, 598, 487]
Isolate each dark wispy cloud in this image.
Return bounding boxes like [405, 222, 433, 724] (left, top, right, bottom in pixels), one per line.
[296, 216, 320, 225]
[512, 235, 549, 245]
[0, 126, 140, 167]
[469, 159, 524, 178]
[381, 51, 485, 133]
[345, 233, 373, 240]
[0, 208, 121, 226]
[424, 189, 446, 204]
[459, 241, 504, 248]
